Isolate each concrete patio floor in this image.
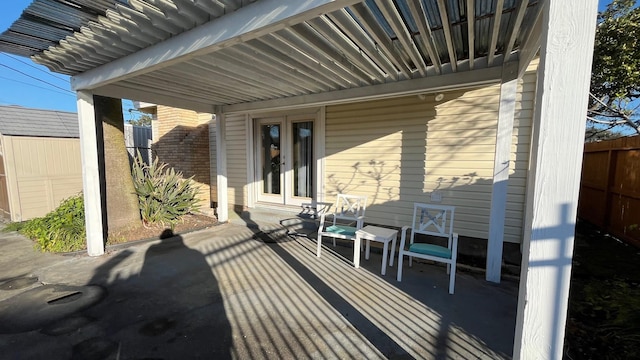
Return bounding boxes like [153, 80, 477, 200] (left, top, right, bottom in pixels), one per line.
[0, 222, 518, 359]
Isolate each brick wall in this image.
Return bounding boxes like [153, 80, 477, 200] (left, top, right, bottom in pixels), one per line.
[152, 106, 213, 214]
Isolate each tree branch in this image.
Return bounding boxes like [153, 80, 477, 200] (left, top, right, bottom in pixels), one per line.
[589, 92, 640, 134]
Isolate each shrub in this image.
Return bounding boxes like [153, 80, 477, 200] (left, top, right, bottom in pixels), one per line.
[19, 194, 86, 252]
[132, 151, 200, 228]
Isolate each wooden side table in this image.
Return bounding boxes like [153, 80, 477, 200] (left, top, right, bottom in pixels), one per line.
[355, 225, 398, 275]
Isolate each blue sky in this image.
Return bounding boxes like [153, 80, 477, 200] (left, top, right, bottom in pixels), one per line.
[0, 0, 619, 115]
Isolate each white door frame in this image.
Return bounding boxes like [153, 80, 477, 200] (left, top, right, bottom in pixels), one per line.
[248, 108, 324, 209]
[255, 117, 285, 204]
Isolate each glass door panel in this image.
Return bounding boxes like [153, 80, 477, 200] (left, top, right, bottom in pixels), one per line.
[292, 121, 313, 198]
[257, 120, 283, 203]
[255, 115, 315, 207]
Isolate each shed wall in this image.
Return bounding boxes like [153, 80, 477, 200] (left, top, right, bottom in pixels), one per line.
[3, 135, 82, 221]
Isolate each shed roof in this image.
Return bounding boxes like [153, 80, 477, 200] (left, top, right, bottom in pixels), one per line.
[0, 105, 79, 138]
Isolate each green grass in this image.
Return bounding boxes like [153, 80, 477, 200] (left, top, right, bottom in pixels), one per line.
[2, 221, 26, 232]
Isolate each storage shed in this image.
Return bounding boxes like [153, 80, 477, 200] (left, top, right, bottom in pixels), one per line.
[0, 105, 82, 222]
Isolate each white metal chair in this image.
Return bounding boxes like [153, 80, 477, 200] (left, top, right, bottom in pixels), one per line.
[397, 203, 458, 294]
[316, 194, 367, 258]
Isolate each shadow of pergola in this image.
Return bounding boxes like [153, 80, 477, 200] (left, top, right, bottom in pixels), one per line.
[193, 224, 516, 359]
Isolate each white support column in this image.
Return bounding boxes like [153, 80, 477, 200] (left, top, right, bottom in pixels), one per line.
[486, 61, 518, 283]
[215, 113, 228, 223]
[245, 114, 255, 208]
[316, 107, 326, 203]
[513, 1, 598, 359]
[76, 91, 105, 256]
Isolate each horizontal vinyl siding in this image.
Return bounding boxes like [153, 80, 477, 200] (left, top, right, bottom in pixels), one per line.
[324, 78, 534, 243]
[505, 60, 537, 243]
[426, 86, 500, 240]
[225, 114, 248, 208]
[325, 96, 431, 228]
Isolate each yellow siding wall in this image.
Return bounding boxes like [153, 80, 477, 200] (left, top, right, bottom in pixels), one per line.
[508, 62, 537, 242]
[324, 68, 535, 243]
[225, 113, 248, 209]
[3, 136, 82, 221]
[324, 96, 433, 225]
[220, 63, 537, 242]
[424, 86, 500, 239]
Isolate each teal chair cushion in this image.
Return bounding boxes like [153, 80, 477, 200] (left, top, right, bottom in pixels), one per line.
[409, 243, 452, 259]
[326, 225, 357, 236]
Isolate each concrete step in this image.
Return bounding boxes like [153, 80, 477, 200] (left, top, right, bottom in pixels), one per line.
[228, 207, 319, 240]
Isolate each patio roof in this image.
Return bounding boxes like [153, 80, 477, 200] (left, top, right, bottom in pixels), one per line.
[0, 0, 541, 113]
[0, 2, 602, 358]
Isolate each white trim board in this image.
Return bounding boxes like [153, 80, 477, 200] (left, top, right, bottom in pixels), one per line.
[223, 66, 503, 114]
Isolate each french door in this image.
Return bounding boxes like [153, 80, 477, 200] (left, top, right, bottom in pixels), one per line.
[256, 115, 314, 206]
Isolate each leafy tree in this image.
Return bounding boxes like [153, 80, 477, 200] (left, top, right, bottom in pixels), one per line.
[128, 113, 153, 127]
[588, 0, 640, 137]
[585, 125, 624, 142]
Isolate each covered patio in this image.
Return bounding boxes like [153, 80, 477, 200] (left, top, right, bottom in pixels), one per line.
[0, 221, 517, 359]
[0, 1, 598, 358]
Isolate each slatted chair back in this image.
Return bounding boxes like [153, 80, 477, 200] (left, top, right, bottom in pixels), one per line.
[409, 203, 455, 246]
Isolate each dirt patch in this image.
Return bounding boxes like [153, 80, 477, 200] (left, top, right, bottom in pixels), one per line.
[106, 214, 217, 246]
[565, 220, 640, 359]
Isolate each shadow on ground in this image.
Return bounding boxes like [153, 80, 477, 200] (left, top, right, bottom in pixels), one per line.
[0, 229, 232, 359]
[564, 220, 640, 359]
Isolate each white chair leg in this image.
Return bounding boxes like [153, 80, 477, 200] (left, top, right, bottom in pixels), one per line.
[316, 234, 323, 257]
[396, 253, 404, 282]
[332, 238, 336, 247]
[448, 262, 456, 295]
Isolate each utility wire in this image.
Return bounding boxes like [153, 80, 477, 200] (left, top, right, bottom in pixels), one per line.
[0, 62, 74, 94]
[0, 75, 75, 97]
[0, 53, 68, 82]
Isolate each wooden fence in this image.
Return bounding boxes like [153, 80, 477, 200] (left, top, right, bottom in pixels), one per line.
[579, 136, 640, 247]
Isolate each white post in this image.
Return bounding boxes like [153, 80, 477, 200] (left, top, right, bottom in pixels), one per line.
[216, 113, 228, 222]
[76, 91, 105, 256]
[513, 1, 598, 359]
[486, 61, 518, 283]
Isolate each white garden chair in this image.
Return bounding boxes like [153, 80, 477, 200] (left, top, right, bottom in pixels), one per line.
[316, 194, 367, 258]
[397, 203, 458, 294]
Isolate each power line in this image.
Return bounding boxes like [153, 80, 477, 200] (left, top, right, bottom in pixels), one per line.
[0, 75, 75, 97]
[0, 62, 74, 94]
[0, 53, 69, 82]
